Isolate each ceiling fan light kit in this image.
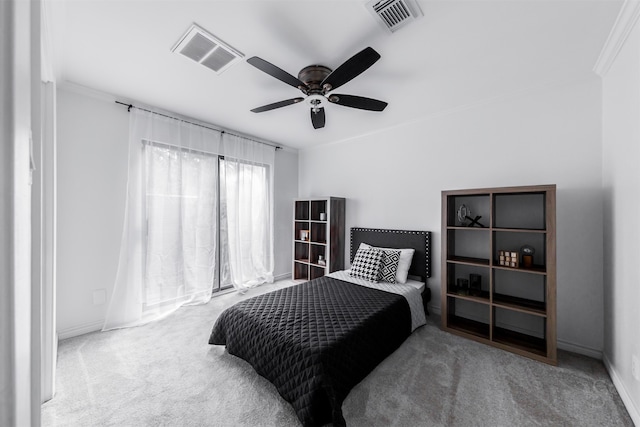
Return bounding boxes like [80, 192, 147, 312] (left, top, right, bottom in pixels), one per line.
[247, 47, 388, 129]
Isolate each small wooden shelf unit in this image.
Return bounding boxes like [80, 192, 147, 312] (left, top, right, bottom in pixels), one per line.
[293, 197, 345, 281]
[441, 185, 557, 365]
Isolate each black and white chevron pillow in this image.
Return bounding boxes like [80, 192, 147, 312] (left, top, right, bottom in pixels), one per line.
[350, 247, 383, 282]
[378, 249, 401, 283]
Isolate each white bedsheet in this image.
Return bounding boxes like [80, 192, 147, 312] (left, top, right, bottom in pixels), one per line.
[326, 270, 426, 332]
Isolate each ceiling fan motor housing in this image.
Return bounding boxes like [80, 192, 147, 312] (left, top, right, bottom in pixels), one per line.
[298, 65, 332, 93]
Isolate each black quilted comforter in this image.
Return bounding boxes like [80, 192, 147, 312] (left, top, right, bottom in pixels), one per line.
[209, 275, 412, 427]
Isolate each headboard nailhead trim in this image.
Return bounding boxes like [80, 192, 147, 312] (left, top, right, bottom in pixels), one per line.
[350, 227, 431, 279]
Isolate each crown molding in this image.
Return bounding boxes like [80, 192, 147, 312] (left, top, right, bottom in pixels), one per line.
[594, 0, 640, 77]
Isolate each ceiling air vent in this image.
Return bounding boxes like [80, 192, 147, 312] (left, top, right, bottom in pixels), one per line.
[366, 0, 423, 33]
[172, 24, 243, 74]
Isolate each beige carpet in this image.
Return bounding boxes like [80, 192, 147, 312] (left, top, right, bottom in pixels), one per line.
[42, 280, 633, 427]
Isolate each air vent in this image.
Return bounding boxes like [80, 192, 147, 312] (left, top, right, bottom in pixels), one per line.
[366, 0, 423, 33]
[172, 24, 243, 74]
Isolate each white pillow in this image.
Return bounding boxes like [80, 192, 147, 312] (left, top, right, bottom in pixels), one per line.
[359, 242, 415, 284]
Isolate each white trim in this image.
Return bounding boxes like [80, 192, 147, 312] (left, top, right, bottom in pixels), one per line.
[603, 354, 640, 426]
[594, 0, 640, 76]
[274, 272, 291, 281]
[429, 303, 441, 316]
[57, 320, 104, 341]
[557, 339, 602, 360]
[40, 0, 55, 83]
[40, 80, 57, 403]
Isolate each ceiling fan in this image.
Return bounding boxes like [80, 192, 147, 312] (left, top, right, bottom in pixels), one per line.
[247, 47, 388, 129]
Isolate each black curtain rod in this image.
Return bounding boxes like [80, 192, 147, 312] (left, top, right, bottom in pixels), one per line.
[115, 101, 282, 150]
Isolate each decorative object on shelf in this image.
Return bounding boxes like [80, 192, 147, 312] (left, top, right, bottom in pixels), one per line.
[317, 255, 326, 266]
[319, 212, 326, 221]
[300, 230, 309, 241]
[456, 278, 469, 295]
[457, 204, 470, 226]
[521, 245, 535, 268]
[465, 214, 485, 228]
[469, 274, 482, 296]
[499, 250, 519, 268]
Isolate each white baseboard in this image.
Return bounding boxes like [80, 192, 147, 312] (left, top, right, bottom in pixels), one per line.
[274, 272, 292, 282]
[58, 320, 103, 340]
[428, 303, 441, 316]
[603, 353, 640, 426]
[557, 339, 603, 360]
[59, 277, 294, 340]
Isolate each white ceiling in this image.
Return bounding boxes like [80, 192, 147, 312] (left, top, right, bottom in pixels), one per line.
[49, 0, 622, 150]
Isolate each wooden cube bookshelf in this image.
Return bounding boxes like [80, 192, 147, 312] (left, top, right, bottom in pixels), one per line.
[441, 185, 557, 365]
[293, 197, 345, 281]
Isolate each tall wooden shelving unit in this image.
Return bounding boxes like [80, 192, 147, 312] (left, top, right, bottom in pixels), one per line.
[441, 185, 557, 365]
[293, 197, 345, 281]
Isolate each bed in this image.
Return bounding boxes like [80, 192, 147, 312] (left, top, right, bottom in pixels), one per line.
[209, 227, 431, 427]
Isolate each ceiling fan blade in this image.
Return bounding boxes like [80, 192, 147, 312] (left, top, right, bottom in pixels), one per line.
[251, 97, 305, 113]
[310, 108, 325, 129]
[321, 47, 381, 92]
[328, 94, 388, 111]
[247, 57, 307, 91]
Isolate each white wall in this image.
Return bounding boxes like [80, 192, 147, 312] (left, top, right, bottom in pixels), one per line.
[56, 84, 297, 338]
[274, 148, 298, 279]
[299, 76, 604, 357]
[56, 86, 129, 337]
[601, 11, 640, 423]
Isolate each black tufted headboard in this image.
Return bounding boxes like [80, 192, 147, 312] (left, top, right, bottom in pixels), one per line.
[349, 227, 431, 282]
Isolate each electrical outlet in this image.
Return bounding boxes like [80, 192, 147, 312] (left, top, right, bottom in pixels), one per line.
[632, 355, 640, 381]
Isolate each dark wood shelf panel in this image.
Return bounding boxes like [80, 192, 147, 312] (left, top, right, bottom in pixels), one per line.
[493, 327, 547, 357]
[447, 256, 490, 266]
[493, 227, 547, 233]
[447, 291, 490, 305]
[447, 315, 490, 340]
[492, 262, 547, 275]
[446, 226, 490, 231]
[493, 293, 546, 316]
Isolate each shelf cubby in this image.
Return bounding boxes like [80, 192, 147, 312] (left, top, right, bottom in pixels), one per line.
[447, 228, 491, 261]
[295, 200, 310, 221]
[446, 262, 490, 301]
[446, 296, 490, 340]
[293, 262, 309, 280]
[310, 222, 327, 244]
[310, 200, 327, 221]
[294, 241, 309, 263]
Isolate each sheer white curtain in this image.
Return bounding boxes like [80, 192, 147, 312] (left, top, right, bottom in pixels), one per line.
[103, 109, 275, 330]
[220, 133, 275, 291]
[104, 109, 222, 330]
